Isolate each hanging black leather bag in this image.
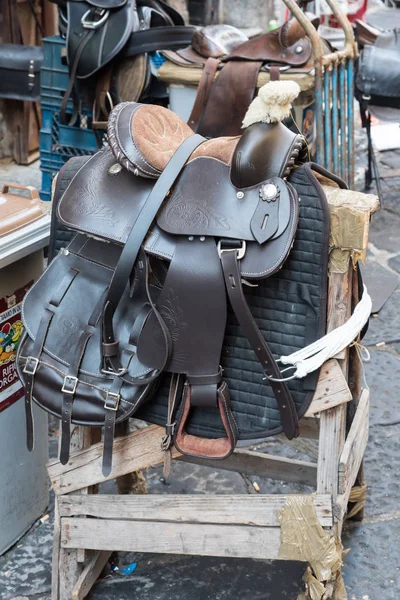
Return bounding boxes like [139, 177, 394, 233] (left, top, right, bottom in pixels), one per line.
[0, 44, 43, 102]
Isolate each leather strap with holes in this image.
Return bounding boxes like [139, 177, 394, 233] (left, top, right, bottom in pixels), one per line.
[220, 246, 299, 439]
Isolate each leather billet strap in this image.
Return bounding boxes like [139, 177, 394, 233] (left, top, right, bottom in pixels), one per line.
[101, 134, 205, 380]
[219, 243, 299, 440]
[23, 310, 53, 452]
[23, 268, 80, 452]
[188, 57, 220, 131]
[60, 328, 93, 465]
[61, 28, 95, 125]
[102, 359, 130, 477]
[123, 26, 196, 58]
[174, 382, 238, 460]
[196, 60, 262, 137]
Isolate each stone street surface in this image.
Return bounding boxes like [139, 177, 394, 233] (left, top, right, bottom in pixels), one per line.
[1, 124, 400, 600]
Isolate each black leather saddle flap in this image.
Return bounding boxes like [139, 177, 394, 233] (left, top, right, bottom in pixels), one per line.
[356, 44, 400, 99]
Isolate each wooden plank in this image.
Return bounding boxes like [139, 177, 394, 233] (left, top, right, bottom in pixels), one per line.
[180, 449, 318, 488]
[305, 359, 352, 416]
[61, 518, 284, 560]
[51, 497, 61, 600]
[338, 389, 369, 497]
[48, 425, 179, 495]
[346, 269, 366, 520]
[72, 551, 112, 600]
[317, 266, 352, 500]
[59, 493, 333, 527]
[57, 426, 92, 600]
[48, 425, 318, 495]
[158, 62, 315, 93]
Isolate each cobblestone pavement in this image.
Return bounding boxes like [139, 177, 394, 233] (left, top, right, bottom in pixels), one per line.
[0, 117, 400, 600]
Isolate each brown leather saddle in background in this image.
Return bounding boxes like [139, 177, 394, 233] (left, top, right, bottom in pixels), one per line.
[163, 14, 320, 137]
[17, 101, 337, 476]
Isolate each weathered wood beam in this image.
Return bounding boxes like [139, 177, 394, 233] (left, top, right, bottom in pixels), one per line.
[48, 424, 318, 494]
[72, 551, 112, 600]
[59, 493, 333, 527]
[338, 389, 369, 499]
[61, 518, 284, 560]
[180, 449, 318, 487]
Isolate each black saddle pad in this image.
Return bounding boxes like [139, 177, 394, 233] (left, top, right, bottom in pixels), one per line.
[138, 163, 331, 440]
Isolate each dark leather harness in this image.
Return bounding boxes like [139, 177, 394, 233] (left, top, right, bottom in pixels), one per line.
[17, 101, 334, 476]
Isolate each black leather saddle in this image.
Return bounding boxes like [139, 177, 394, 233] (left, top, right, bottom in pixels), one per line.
[18, 101, 337, 475]
[52, 0, 195, 124]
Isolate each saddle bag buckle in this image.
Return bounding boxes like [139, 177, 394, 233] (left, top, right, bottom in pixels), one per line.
[61, 375, 78, 395]
[217, 240, 246, 260]
[81, 8, 110, 29]
[23, 356, 39, 376]
[104, 391, 120, 412]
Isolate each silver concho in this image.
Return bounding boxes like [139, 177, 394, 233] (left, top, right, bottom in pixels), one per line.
[295, 45, 304, 54]
[260, 183, 278, 202]
[108, 163, 122, 176]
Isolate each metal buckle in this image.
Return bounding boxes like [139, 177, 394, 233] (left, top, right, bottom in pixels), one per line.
[265, 65, 291, 73]
[23, 356, 39, 376]
[217, 240, 246, 260]
[61, 375, 78, 395]
[263, 364, 298, 383]
[104, 391, 120, 411]
[81, 8, 109, 29]
[101, 367, 128, 377]
[362, 94, 371, 101]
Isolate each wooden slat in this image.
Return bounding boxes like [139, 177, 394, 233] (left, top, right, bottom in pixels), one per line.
[72, 551, 112, 600]
[180, 449, 317, 488]
[55, 426, 89, 600]
[48, 425, 318, 495]
[48, 425, 180, 495]
[305, 359, 352, 416]
[317, 267, 352, 500]
[59, 494, 333, 527]
[158, 62, 315, 92]
[338, 389, 369, 497]
[299, 416, 320, 439]
[61, 519, 284, 560]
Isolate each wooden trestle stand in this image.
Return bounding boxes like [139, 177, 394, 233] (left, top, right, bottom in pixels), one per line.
[47, 186, 378, 600]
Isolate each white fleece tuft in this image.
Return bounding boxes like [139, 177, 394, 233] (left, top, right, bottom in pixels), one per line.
[242, 80, 301, 128]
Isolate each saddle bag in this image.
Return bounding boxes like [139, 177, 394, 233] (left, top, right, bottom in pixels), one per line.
[355, 32, 400, 116]
[0, 44, 43, 102]
[17, 97, 337, 476]
[355, 23, 400, 198]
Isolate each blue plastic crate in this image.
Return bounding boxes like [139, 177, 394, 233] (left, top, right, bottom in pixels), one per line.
[42, 36, 68, 71]
[39, 104, 101, 200]
[40, 169, 56, 201]
[40, 107, 99, 153]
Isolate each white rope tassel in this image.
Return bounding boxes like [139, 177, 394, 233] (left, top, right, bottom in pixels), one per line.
[278, 285, 372, 379]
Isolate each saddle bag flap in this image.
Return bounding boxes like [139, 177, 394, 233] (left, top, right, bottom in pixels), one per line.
[0, 44, 43, 101]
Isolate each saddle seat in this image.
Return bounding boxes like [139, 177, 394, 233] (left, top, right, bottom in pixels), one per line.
[107, 101, 306, 187]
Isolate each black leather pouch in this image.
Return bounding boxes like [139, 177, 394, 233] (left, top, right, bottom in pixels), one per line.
[0, 44, 43, 101]
[355, 44, 400, 109]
